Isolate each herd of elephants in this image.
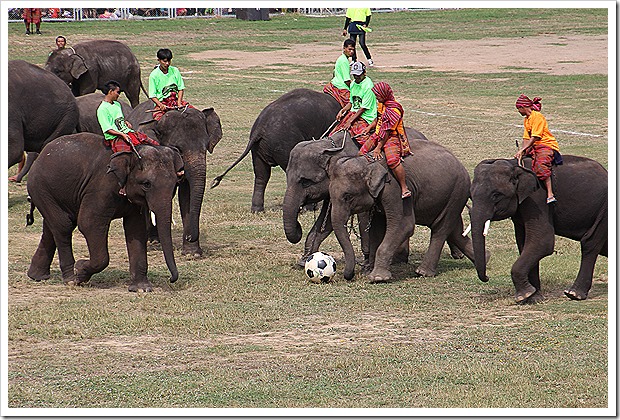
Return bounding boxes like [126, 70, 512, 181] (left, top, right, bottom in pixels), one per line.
[8, 39, 608, 304]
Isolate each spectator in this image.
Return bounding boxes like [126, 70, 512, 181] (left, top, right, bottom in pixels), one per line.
[23, 8, 42, 35]
[342, 8, 373, 66]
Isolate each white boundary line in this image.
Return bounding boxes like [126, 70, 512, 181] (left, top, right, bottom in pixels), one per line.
[410, 109, 606, 138]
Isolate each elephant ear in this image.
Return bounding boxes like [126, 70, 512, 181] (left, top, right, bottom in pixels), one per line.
[164, 146, 185, 173]
[107, 151, 133, 186]
[69, 53, 88, 80]
[513, 165, 539, 204]
[365, 161, 389, 199]
[202, 108, 223, 154]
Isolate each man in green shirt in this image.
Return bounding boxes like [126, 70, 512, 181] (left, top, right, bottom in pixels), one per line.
[333, 61, 377, 146]
[323, 38, 356, 108]
[97, 80, 160, 194]
[148, 48, 192, 120]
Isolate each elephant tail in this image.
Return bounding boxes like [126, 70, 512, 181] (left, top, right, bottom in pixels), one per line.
[210, 133, 260, 189]
[140, 80, 148, 98]
[25, 197, 35, 226]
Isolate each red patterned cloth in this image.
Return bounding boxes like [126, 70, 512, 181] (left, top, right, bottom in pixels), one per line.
[23, 8, 42, 23]
[526, 143, 554, 181]
[515, 94, 542, 111]
[151, 91, 194, 121]
[360, 132, 406, 169]
[323, 82, 350, 108]
[105, 131, 160, 153]
[330, 112, 370, 146]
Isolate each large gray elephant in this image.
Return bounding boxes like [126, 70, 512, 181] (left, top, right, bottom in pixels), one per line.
[45, 40, 146, 107]
[76, 92, 133, 135]
[470, 157, 608, 303]
[8, 60, 79, 169]
[211, 88, 342, 213]
[126, 100, 223, 256]
[26, 133, 185, 292]
[328, 155, 415, 281]
[283, 131, 475, 278]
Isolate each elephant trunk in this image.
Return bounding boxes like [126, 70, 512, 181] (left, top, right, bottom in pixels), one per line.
[283, 185, 303, 244]
[151, 201, 178, 283]
[471, 204, 491, 283]
[331, 208, 356, 280]
[184, 153, 207, 243]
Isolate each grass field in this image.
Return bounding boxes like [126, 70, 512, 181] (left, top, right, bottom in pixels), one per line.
[4, 7, 612, 412]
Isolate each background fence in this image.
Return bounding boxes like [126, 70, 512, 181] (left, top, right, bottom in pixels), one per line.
[8, 7, 421, 22]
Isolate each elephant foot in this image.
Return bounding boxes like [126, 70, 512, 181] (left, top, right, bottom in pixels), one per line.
[250, 206, 264, 214]
[564, 288, 588, 301]
[27, 265, 50, 282]
[450, 249, 465, 259]
[128, 280, 154, 293]
[518, 290, 546, 305]
[181, 243, 203, 258]
[73, 260, 93, 285]
[414, 265, 437, 277]
[393, 251, 409, 264]
[514, 284, 537, 304]
[368, 267, 392, 283]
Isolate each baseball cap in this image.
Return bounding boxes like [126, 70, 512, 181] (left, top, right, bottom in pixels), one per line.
[350, 61, 366, 76]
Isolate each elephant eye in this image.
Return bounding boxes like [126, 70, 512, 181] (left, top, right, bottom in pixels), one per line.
[141, 180, 152, 190]
[491, 192, 502, 202]
[300, 178, 315, 189]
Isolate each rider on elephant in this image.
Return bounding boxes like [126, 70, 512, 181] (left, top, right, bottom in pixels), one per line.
[323, 39, 355, 108]
[332, 61, 377, 147]
[514, 94, 562, 204]
[97, 80, 161, 194]
[359, 82, 412, 199]
[149, 48, 194, 121]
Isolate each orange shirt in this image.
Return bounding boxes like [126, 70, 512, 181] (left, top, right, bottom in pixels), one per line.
[375, 102, 406, 137]
[523, 110, 559, 151]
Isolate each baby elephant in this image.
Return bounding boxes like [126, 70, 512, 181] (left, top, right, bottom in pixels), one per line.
[26, 133, 184, 292]
[328, 156, 415, 281]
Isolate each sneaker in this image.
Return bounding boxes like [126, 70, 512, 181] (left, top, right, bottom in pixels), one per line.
[368, 59, 374, 67]
[36, 30, 42, 34]
[546, 196, 557, 204]
[25, 30, 30, 35]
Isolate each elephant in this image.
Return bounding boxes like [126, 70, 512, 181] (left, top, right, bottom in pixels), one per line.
[126, 100, 223, 256]
[8, 60, 79, 170]
[26, 132, 185, 292]
[283, 131, 476, 279]
[328, 156, 415, 281]
[211, 88, 343, 213]
[45, 40, 146, 107]
[470, 157, 608, 303]
[77, 92, 133, 136]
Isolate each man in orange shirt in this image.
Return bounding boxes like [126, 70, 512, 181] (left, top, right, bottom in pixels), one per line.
[514, 94, 561, 204]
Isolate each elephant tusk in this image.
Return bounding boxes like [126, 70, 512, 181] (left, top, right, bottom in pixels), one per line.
[172, 216, 176, 226]
[483, 220, 491, 237]
[151, 211, 156, 227]
[462, 224, 471, 237]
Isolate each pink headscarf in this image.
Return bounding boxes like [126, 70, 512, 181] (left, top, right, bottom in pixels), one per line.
[515, 94, 542, 111]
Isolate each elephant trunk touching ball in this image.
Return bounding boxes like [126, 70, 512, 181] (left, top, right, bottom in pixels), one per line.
[470, 157, 607, 303]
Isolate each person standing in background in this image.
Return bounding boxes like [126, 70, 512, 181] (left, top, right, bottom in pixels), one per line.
[342, 8, 373, 66]
[23, 8, 42, 35]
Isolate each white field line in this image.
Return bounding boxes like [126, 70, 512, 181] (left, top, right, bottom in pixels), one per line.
[410, 109, 605, 138]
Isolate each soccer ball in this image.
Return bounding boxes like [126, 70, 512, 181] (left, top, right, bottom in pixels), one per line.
[304, 252, 337, 283]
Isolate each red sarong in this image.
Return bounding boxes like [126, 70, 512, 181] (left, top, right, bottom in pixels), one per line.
[323, 82, 350, 108]
[526, 144, 554, 181]
[151, 92, 194, 121]
[360, 132, 410, 169]
[106, 131, 160, 153]
[23, 8, 42, 23]
[330, 112, 370, 147]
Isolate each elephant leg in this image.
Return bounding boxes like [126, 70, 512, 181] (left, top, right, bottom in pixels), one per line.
[366, 212, 386, 274]
[301, 200, 333, 266]
[510, 221, 548, 303]
[250, 152, 271, 213]
[446, 227, 476, 264]
[27, 219, 56, 281]
[393, 240, 410, 264]
[357, 212, 370, 262]
[123, 211, 152, 292]
[415, 226, 449, 277]
[178, 181, 202, 257]
[447, 239, 465, 259]
[40, 211, 78, 284]
[74, 214, 111, 286]
[564, 225, 607, 300]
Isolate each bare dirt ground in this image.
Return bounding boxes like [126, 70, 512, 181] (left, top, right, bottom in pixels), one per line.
[190, 34, 608, 76]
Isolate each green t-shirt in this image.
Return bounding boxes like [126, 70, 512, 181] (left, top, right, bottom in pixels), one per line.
[148, 65, 185, 101]
[346, 8, 371, 22]
[97, 100, 133, 140]
[349, 76, 377, 124]
[331, 53, 351, 90]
